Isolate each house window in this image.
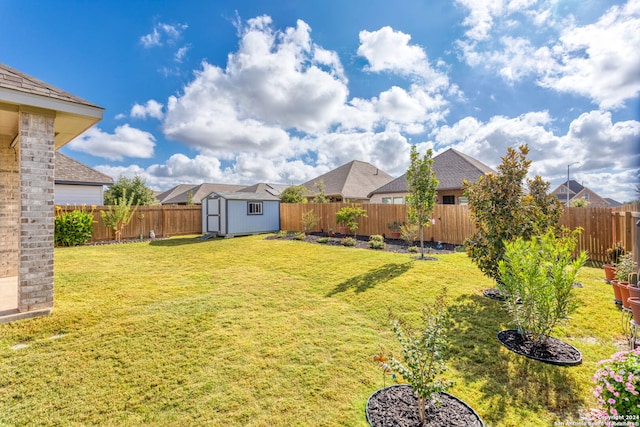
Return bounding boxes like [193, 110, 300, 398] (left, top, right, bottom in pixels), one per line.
[442, 195, 455, 204]
[458, 196, 468, 205]
[560, 188, 565, 193]
[393, 197, 404, 204]
[382, 197, 392, 204]
[584, 193, 589, 200]
[248, 201, 263, 215]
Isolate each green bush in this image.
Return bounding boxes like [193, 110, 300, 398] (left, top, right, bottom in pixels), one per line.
[317, 237, 330, 244]
[336, 206, 367, 238]
[274, 230, 288, 238]
[54, 206, 95, 246]
[408, 246, 419, 253]
[293, 232, 306, 241]
[498, 229, 587, 345]
[341, 237, 356, 247]
[369, 235, 385, 250]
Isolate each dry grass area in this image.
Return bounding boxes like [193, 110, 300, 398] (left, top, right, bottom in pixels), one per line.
[0, 234, 622, 426]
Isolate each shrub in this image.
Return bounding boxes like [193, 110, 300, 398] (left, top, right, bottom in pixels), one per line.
[317, 237, 330, 244]
[592, 348, 640, 420]
[615, 252, 637, 282]
[400, 223, 419, 244]
[293, 232, 306, 241]
[369, 235, 385, 250]
[301, 211, 318, 234]
[497, 229, 587, 345]
[275, 230, 288, 238]
[341, 237, 356, 247]
[388, 288, 453, 425]
[54, 205, 95, 246]
[408, 246, 419, 253]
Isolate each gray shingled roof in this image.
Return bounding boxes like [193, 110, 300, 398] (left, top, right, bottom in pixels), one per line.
[211, 191, 280, 201]
[369, 148, 495, 195]
[54, 153, 113, 186]
[0, 62, 101, 108]
[303, 160, 394, 200]
[157, 183, 247, 204]
[238, 183, 289, 197]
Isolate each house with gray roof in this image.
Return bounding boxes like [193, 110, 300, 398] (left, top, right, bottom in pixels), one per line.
[550, 179, 620, 207]
[303, 160, 394, 202]
[55, 152, 113, 206]
[1, 62, 103, 322]
[156, 183, 246, 205]
[368, 148, 495, 204]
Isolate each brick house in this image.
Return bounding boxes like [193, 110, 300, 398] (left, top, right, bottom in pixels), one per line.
[368, 148, 495, 204]
[0, 63, 103, 322]
[550, 180, 621, 207]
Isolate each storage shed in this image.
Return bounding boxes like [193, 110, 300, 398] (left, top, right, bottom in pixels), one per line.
[201, 191, 280, 237]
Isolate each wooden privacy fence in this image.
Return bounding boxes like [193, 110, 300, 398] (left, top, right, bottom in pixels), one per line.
[56, 205, 201, 242]
[280, 202, 640, 263]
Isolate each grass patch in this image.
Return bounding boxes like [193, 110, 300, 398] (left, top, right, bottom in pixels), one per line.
[0, 235, 622, 426]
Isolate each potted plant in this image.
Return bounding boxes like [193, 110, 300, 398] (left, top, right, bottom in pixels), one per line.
[497, 229, 586, 365]
[617, 253, 639, 302]
[386, 221, 404, 239]
[604, 242, 625, 282]
[592, 348, 640, 420]
[335, 205, 367, 238]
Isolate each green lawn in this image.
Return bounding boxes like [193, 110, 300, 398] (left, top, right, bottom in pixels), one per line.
[0, 235, 623, 426]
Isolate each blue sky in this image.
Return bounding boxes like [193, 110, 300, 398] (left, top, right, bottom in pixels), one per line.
[2, 0, 639, 202]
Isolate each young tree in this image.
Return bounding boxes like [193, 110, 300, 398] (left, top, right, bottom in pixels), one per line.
[100, 191, 138, 242]
[104, 175, 156, 206]
[280, 185, 309, 203]
[313, 180, 329, 203]
[464, 145, 563, 284]
[406, 146, 439, 259]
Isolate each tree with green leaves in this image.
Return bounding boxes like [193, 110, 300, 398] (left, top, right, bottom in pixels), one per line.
[104, 175, 156, 206]
[280, 185, 309, 203]
[312, 180, 329, 203]
[464, 145, 563, 285]
[100, 191, 139, 242]
[406, 146, 439, 259]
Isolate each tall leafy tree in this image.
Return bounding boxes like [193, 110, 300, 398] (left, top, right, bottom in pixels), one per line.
[104, 175, 156, 206]
[406, 146, 439, 259]
[464, 145, 563, 284]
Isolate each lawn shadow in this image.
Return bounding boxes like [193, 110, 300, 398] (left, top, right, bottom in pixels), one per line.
[149, 237, 213, 247]
[326, 262, 413, 297]
[446, 293, 585, 425]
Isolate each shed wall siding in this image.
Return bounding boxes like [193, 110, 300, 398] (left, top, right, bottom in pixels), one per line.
[19, 111, 55, 313]
[226, 200, 279, 235]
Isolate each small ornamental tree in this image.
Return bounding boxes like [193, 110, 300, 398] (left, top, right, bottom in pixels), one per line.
[280, 185, 309, 203]
[464, 145, 562, 284]
[406, 146, 439, 259]
[100, 191, 139, 242]
[335, 205, 367, 238]
[498, 229, 587, 345]
[388, 288, 453, 425]
[313, 180, 329, 203]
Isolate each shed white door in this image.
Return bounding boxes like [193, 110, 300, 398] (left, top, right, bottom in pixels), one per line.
[206, 197, 220, 233]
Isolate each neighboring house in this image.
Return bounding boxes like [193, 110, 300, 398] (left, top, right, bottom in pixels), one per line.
[0, 62, 103, 322]
[368, 148, 495, 204]
[156, 183, 246, 205]
[55, 152, 113, 206]
[302, 160, 394, 203]
[550, 180, 620, 207]
[201, 191, 280, 237]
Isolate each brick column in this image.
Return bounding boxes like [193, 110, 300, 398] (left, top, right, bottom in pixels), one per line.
[18, 110, 55, 313]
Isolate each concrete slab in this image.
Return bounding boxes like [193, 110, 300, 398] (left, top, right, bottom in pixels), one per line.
[0, 276, 18, 314]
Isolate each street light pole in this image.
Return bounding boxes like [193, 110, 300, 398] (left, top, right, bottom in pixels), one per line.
[566, 162, 579, 207]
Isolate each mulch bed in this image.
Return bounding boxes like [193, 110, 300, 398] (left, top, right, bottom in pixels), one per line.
[79, 237, 169, 246]
[497, 329, 582, 366]
[366, 384, 484, 427]
[266, 232, 460, 255]
[482, 288, 505, 301]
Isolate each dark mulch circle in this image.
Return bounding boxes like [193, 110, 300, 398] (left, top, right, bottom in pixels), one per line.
[366, 384, 484, 427]
[497, 329, 582, 366]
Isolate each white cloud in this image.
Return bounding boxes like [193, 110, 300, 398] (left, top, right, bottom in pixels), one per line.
[174, 45, 190, 63]
[66, 125, 156, 161]
[456, 0, 640, 108]
[130, 99, 164, 120]
[140, 22, 188, 48]
[357, 26, 450, 92]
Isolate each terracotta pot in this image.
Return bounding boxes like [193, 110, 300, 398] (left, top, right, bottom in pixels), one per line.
[628, 298, 640, 324]
[628, 285, 640, 300]
[611, 280, 623, 305]
[603, 264, 616, 282]
[338, 226, 349, 235]
[619, 282, 631, 309]
[390, 231, 401, 239]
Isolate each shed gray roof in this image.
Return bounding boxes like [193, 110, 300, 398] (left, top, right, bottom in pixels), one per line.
[209, 191, 280, 201]
[54, 152, 114, 186]
[303, 160, 394, 200]
[369, 148, 495, 196]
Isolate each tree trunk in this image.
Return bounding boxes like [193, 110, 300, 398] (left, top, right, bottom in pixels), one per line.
[420, 225, 425, 259]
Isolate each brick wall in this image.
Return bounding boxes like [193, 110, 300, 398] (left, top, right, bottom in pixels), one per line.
[18, 111, 55, 312]
[0, 134, 19, 278]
